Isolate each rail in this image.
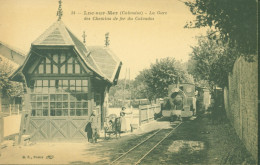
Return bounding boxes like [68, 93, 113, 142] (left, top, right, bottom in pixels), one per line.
[135, 122, 182, 164]
[110, 122, 182, 165]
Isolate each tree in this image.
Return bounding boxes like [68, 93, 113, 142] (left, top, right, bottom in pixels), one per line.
[184, 0, 257, 56]
[0, 58, 23, 98]
[133, 69, 153, 99]
[109, 58, 194, 103]
[186, 58, 210, 88]
[187, 31, 239, 88]
[185, 0, 257, 89]
[187, 34, 223, 81]
[135, 57, 194, 100]
[109, 79, 134, 107]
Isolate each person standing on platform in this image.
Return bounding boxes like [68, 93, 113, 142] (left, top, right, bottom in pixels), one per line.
[89, 110, 98, 143]
[120, 106, 132, 132]
[85, 122, 92, 142]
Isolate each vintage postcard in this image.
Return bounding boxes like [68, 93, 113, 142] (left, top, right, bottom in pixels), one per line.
[0, 0, 257, 164]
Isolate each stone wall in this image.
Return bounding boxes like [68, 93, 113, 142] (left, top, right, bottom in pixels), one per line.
[224, 56, 258, 161]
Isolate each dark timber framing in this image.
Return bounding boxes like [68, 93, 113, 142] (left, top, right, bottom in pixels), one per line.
[9, 21, 122, 141]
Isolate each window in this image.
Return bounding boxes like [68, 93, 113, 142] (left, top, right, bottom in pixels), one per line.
[60, 65, 66, 74]
[30, 79, 88, 117]
[60, 53, 66, 63]
[53, 65, 58, 74]
[31, 94, 49, 116]
[53, 54, 59, 64]
[75, 64, 80, 73]
[67, 58, 73, 74]
[33, 53, 86, 74]
[38, 63, 44, 74]
[70, 93, 88, 116]
[50, 94, 68, 116]
[46, 58, 51, 73]
[42, 80, 49, 93]
[35, 80, 43, 93]
[82, 80, 88, 92]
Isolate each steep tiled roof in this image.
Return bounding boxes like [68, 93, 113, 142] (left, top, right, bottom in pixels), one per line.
[66, 28, 88, 55]
[32, 21, 74, 46]
[20, 21, 121, 83]
[87, 46, 121, 82]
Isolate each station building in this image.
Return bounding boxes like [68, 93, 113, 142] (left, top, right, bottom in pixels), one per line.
[10, 20, 122, 141]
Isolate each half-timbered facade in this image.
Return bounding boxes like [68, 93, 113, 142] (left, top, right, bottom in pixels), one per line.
[10, 21, 122, 141]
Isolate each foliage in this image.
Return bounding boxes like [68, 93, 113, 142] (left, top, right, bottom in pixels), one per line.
[109, 57, 194, 104]
[109, 77, 150, 107]
[184, 0, 257, 56]
[187, 31, 239, 88]
[133, 69, 153, 99]
[0, 59, 23, 97]
[109, 79, 133, 107]
[209, 46, 238, 87]
[185, 0, 257, 89]
[135, 57, 194, 100]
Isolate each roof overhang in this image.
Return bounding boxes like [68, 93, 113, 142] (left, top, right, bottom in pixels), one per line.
[9, 21, 122, 85]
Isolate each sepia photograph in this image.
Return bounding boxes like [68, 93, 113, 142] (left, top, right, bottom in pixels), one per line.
[0, 0, 258, 164]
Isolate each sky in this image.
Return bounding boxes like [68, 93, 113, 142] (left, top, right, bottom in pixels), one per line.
[0, 0, 207, 79]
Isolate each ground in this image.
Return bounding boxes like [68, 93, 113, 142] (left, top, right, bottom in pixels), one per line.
[0, 113, 256, 164]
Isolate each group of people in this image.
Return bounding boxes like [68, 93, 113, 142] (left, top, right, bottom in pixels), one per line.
[85, 106, 132, 143]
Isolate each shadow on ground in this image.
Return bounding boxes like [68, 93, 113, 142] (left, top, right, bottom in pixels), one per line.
[70, 114, 256, 165]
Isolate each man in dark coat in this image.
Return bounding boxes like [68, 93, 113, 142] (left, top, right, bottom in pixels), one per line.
[85, 122, 92, 142]
[89, 110, 98, 143]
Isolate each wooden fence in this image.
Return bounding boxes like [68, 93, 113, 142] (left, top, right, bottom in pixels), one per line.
[138, 104, 160, 126]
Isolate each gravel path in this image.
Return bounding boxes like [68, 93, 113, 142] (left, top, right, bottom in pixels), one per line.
[0, 114, 256, 164]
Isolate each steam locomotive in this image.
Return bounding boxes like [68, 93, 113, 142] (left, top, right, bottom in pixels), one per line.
[161, 83, 196, 121]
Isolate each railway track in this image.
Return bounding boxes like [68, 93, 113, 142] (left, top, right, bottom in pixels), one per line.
[110, 122, 182, 165]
